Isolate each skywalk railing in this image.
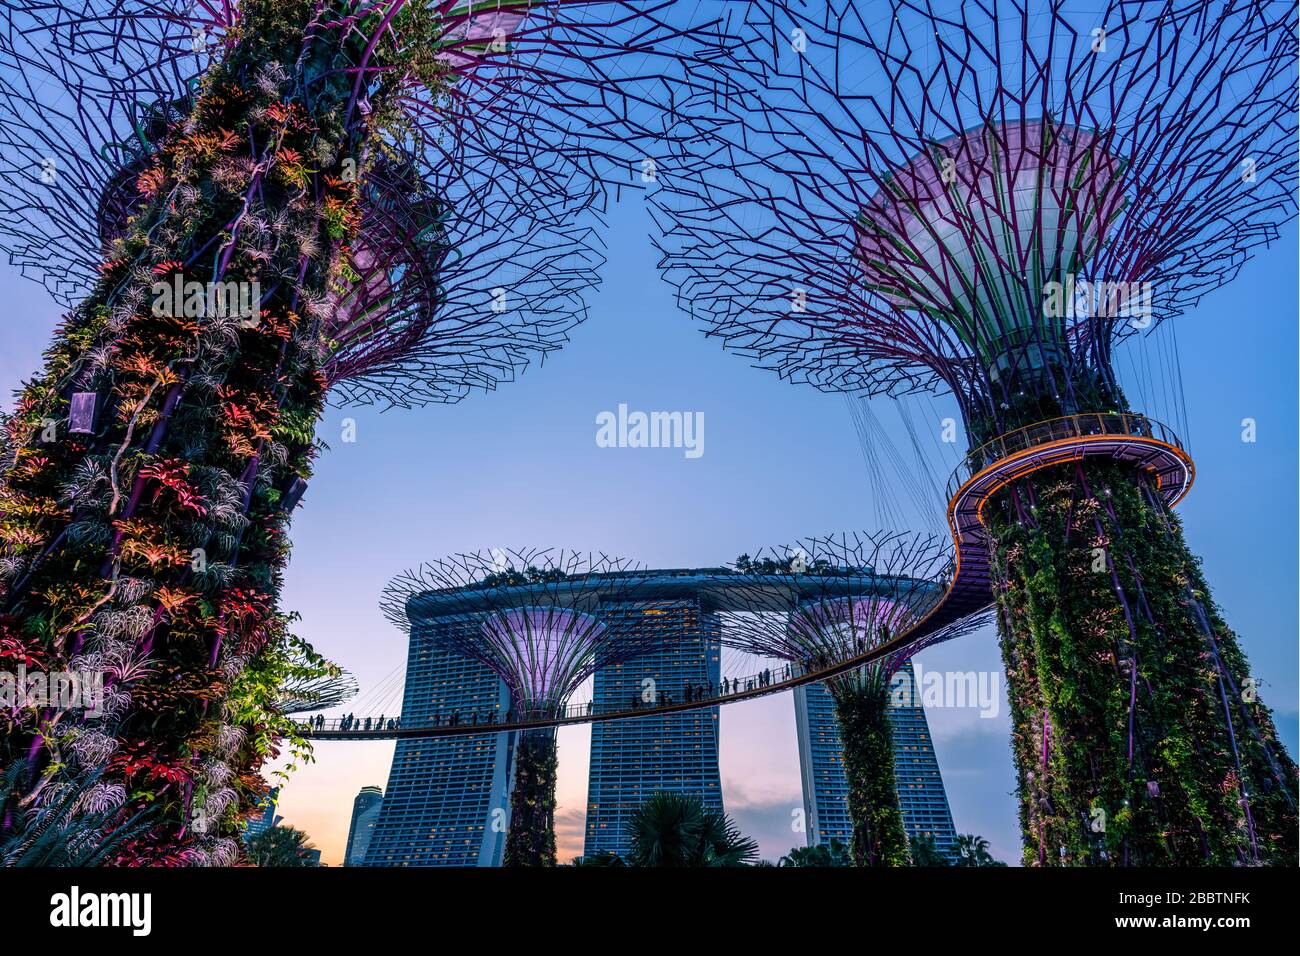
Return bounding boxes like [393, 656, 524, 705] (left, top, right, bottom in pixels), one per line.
[945, 411, 1186, 503]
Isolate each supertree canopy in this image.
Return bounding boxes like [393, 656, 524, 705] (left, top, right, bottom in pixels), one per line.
[92, 142, 600, 408]
[275, 670, 359, 715]
[654, 0, 1297, 434]
[0, 2, 641, 409]
[0, 0, 696, 864]
[653, 0, 1298, 865]
[724, 531, 985, 866]
[381, 548, 655, 866]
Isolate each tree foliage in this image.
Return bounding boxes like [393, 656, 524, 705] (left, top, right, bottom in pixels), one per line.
[832, 674, 911, 867]
[778, 837, 852, 867]
[908, 833, 950, 867]
[989, 458, 1297, 865]
[246, 824, 319, 867]
[0, 764, 156, 866]
[626, 792, 759, 867]
[952, 834, 1005, 868]
[0, 0, 412, 862]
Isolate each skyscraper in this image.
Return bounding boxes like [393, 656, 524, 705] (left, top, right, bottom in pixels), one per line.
[584, 596, 723, 858]
[793, 661, 957, 857]
[369, 565, 947, 865]
[364, 615, 515, 867]
[344, 785, 384, 866]
[372, 569, 727, 867]
[241, 787, 280, 844]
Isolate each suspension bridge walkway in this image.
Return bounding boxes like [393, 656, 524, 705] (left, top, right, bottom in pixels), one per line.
[302, 412, 1193, 741]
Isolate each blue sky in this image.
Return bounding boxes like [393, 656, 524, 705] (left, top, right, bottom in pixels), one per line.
[2, 190, 1294, 864]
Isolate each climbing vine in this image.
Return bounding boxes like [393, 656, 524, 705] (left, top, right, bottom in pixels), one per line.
[986, 456, 1298, 865]
[831, 671, 911, 867]
[503, 728, 558, 868]
[0, 0, 451, 863]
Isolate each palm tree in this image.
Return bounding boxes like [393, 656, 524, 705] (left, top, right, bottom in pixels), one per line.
[0, 766, 154, 866]
[626, 792, 759, 867]
[778, 838, 852, 867]
[247, 824, 319, 867]
[909, 833, 951, 867]
[571, 852, 626, 866]
[953, 833, 1006, 867]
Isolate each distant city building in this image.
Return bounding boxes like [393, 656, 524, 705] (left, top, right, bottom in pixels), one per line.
[344, 785, 384, 866]
[369, 567, 950, 865]
[890, 662, 960, 856]
[793, 660, 958, 858]
[364, 614, 515, 867]
[371, 570, 737, 866]
[584, 594, 723, 859]
[242, 787, 280, 844]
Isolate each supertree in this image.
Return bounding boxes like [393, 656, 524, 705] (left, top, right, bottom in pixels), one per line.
[724, 531, 984, 866]
[93, 145, 604, 408]
[275, 670, 358, 715]
[381, 548, 654, 867]
[652, 0, 1298, 864]
[0, 0, 696, 863]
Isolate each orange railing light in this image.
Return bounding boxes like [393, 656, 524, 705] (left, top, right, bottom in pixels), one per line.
[947, 412, 1185, 502]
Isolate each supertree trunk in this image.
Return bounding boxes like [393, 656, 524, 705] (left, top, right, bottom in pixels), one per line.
[717, 533, 980, 866]
[830, 676, 911, 867]
[383, 550, 657, 867]
[0, 0, 397, 862]
[989, 547, 1083, 867]
[504, 728, 558, 867]
[985, 459, 1298, 866]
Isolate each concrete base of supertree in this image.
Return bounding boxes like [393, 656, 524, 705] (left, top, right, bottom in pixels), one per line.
[987, 458, 1298, 865]
[503, 728, 558, 868]
[830, 675, 911, 867]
